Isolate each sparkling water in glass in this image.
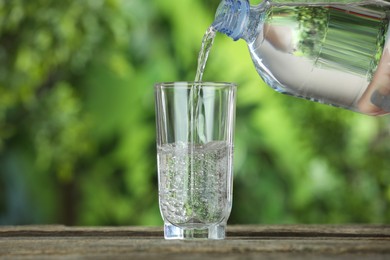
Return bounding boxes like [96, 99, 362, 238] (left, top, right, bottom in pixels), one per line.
[154, 82, 236, 240]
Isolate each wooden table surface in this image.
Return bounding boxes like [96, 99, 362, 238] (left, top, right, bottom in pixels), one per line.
[1, 225, 390, 259]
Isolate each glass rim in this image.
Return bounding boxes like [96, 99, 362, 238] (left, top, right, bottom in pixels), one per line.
[154, 81, 237, 89]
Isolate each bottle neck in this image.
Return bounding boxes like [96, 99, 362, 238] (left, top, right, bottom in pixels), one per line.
[213, 0, 268, 42]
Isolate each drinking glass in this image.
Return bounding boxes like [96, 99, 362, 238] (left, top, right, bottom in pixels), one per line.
[154, 82, 236, 240]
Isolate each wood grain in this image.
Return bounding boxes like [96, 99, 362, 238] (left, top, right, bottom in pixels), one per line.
[1, 225, 389, 259]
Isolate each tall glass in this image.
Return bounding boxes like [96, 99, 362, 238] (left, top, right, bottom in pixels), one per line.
[154, 82, 236, 240]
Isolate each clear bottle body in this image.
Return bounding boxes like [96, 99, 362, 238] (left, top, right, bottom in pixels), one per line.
[214, 0, 390, 115]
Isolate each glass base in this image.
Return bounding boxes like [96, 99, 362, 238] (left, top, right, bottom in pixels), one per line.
[164, 223, 226, 240]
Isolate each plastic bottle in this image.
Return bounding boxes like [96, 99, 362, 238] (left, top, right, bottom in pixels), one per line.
[212, 0, 390, 115]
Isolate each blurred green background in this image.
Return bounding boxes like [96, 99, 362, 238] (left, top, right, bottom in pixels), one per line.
[1, 0, 390, 226]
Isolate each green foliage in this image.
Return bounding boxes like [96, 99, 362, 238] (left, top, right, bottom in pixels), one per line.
[1, 0, 390, 226]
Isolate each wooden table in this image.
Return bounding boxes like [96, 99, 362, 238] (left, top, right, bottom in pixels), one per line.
[1, 225, 390, 259]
